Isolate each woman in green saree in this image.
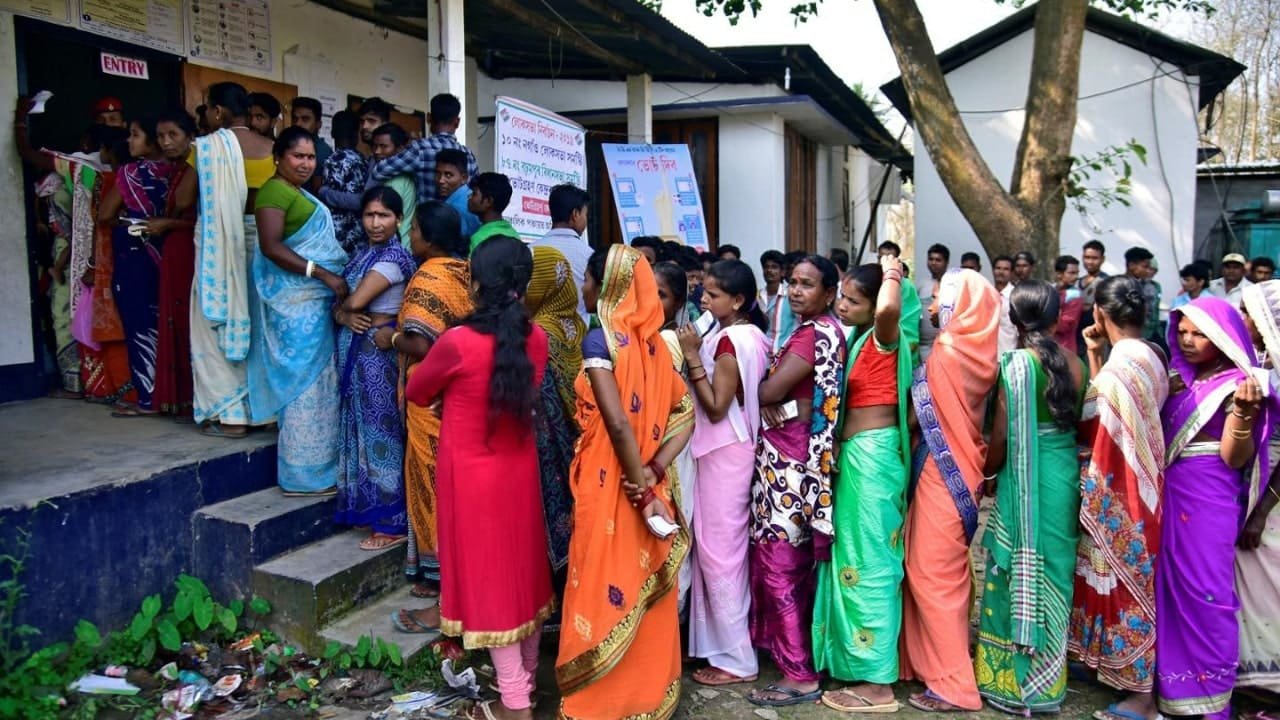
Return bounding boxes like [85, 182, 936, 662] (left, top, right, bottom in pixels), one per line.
[975, 280, 1087, 714]
[813, 254, 919, 712]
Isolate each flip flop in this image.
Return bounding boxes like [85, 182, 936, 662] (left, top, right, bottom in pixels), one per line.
[199, 422, 248, 438]
[691, 667, 757, 686]
[821, 688, 902, 713]
[390, 609, 440, 635]
[907, 690, 967, 713]
[411, 583, 440, 599]
[280, 487, 337, 497]
[747, 683, 823, 707]
[466, 700, 500, 720]
[360, 533, 407, 551]
[111, 406, 158, 418]
[1092, 704, 1150, 720]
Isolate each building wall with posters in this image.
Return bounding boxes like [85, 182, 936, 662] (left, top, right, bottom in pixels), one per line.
[473, 73, 887, 282]
[0, 2, 431, 384]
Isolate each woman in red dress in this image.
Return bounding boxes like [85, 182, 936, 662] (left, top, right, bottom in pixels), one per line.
[147, 109, 199, 419]
[405, 236, 554, 720]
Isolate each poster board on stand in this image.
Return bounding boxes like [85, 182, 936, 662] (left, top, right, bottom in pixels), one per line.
[600, 143, 708, 251]
[493, 96, 586, 241]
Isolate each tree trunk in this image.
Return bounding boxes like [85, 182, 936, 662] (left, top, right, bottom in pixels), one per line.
[871, 0, 1090, 269]
[1010, 0, 1089, 269]
[871, 0, 1032, 261]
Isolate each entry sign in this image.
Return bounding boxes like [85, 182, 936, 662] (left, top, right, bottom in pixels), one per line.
[100, 52, 150, 80]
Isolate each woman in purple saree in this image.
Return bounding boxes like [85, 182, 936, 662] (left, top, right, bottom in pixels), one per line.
[1158, 296, 1272, 718]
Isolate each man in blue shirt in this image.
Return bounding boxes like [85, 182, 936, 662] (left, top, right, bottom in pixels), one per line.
[435, 148, 481, 242]
[368, 93, 479, 204]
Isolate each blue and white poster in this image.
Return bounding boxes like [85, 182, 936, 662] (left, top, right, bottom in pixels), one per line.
[601, 144, 709, 251]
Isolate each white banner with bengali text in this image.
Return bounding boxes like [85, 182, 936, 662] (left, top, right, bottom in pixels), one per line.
[493, 96, 587, 241]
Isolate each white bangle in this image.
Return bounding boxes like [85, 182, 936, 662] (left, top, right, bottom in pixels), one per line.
[305, 260, 315, 278]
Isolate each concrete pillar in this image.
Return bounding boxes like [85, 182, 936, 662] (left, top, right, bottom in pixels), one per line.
[427, 0, 468, 143]
[626, 73, 652, 144]
[464, 56, 480, 150]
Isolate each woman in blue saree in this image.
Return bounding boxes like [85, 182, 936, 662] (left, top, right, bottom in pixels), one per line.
[249, 127, 349, 495]
[335, 186, 417, 549]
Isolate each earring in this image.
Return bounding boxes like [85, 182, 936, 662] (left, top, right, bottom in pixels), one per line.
[734, 305, 741, 311]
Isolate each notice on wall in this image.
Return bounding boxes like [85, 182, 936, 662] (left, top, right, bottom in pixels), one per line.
[0, 0, 71, 25]
[601, 144, 708, 251]
[493, 96, 587, 241]
[78, 0, 183, 55]
[188, 0, 271, 71]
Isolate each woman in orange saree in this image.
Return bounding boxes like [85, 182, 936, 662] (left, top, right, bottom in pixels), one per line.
[900, 269, 1000, 712]
[556, 245, 694, 720]
[380, 203, 472, 621]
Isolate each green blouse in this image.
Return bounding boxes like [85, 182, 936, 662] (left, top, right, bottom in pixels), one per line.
[255, 177, 317, 238]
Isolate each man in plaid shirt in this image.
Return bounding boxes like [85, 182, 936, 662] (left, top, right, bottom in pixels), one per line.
[368, 93, 479, 204]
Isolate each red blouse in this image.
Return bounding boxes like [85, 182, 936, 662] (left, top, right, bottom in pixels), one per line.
[847, 336, 898, 408]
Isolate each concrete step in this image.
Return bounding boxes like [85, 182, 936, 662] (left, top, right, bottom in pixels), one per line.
[319, 586, 440, 662]
[193, 488, 339, 602]
[252, 530, 407, 653]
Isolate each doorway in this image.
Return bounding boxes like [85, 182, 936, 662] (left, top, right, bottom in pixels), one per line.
[8, 17, 183, 401]
[15, 16, 183, 153]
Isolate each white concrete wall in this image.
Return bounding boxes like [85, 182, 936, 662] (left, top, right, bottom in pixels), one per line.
[912, 29, 1200, 301]
[719, 113, 786, 285]
[262, 1, 429, 113]
[0, 12, 32, 366]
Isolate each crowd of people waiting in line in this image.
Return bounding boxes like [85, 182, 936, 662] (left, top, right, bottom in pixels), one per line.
[14, 87, 1280, 720]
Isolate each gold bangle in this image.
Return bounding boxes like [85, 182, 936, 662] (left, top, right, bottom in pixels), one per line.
[390, 331, 402, 349]
[1229, 426, 1253, 439]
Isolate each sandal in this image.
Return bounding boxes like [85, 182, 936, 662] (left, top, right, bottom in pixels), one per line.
[747, 683, 822, 707]
[1092, 704, 1152, 720]
[464, 700, 500, 720]
[112, 405, 158, 417]
[390, 608, 439, 635]
[360, 533, 407, 551]
[199, 422, 247, 438]
[907, 690, 967, 713]
[280, 487, 337, 497]
[691, 667, 757, 686]
[411, 583, 440, 599]
[821, 687, 901, 713]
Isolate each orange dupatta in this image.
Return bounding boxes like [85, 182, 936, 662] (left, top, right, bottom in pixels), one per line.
[399, 257, 473, 566]
[556, 245, 693, 720]
[900, 269, 1000, 710]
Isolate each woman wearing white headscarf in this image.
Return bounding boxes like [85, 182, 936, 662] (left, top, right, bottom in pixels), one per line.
[1237, 281, 1280, 702]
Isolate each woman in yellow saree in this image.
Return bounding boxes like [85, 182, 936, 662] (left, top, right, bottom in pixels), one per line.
[556, 245, 694, 720]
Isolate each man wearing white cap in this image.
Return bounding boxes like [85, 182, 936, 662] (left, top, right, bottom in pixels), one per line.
[1208, 253, 1253, 306]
